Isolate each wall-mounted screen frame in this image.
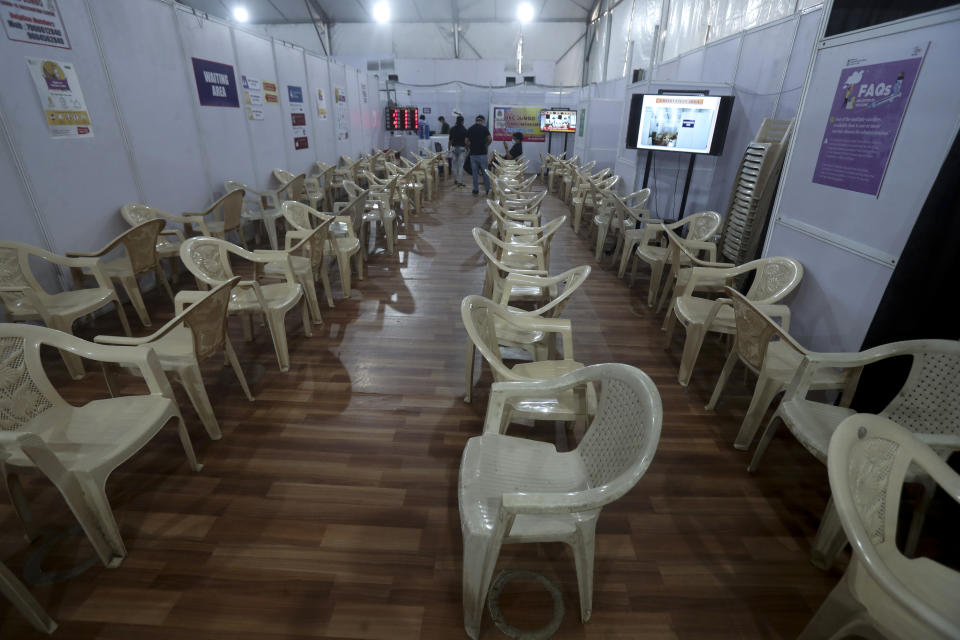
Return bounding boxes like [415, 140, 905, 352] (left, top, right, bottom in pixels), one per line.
[625, 93, 734, 155]
[539, 108, 577, 133]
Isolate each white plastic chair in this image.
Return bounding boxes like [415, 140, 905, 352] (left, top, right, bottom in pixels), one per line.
[748, 338, 960, 570]
[260, 219, 333, 325]
[94, 276, 253, 441]
[0, 557, 56, 633]
[628, 211, 722, 307]
[0, 241, 132, 379]
[183, 189, 248, 249]
[572, 173, 618, 234]
[606, 189, 652, 274]
[663, 257, 803, 386]
[706, 287, 857, 452]
[223, 179, 284, 250]
[119, 203, 188, 282]
[459, 363, 662, 639]
[279, 201, 337, 309]
[798, 414, 960, 640]
[655, 225, 734, 315]
[67, 219, 175, 329]
[473, 228, 547, 302]
[179, 237, 311, 372]
[0, 324, 201, 568]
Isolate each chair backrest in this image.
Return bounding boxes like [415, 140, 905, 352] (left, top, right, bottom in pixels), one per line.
[210, 189, 245, 230]
[725, 286, 807, 372]
[178, 276, 240, 360]
[339, 182, 369, 231]
[473, 228, 545, 272]
[878, 340, 960, 436]
[114, 219, 164, 275]
[280, 200, 321, 231]
[0, 326, 63, 431]
[500, 265, 592, 318]
[288, 217, 332, 273]
[662, 226, 731, 268]
[0, 242, 45, 308]
[179, 236, 236, 285]
[741, 256, 804, 303]
[574, 363, 662, 494]
[280, 174, 309, 204]
[273, 168, 295, 185]
[459, 296, 527, 382]
[663, 210, 722, 242]
[828, 414, 960, 638]
[120, 203, 162, 226]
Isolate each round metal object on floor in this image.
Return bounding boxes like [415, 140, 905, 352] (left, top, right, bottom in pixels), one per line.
[487, 569, 564, 640]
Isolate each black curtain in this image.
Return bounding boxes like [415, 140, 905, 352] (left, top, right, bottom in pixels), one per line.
[851, 129, 960, 412]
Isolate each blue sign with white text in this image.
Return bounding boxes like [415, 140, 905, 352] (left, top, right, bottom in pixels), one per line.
[288, 85, 303, 103]
[191, 58, 239, 108]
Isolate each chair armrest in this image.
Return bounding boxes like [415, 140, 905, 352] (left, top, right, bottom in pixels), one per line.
[501, 489, 606, 515]
[333, 216, 357, 239]
[160, 229, 186, 242]
[683, 239, 718, 262]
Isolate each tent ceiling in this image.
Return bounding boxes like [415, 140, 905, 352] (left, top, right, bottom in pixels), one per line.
[176, 0, 593, 24]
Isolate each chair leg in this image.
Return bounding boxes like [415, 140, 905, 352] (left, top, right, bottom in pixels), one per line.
[464, 341, 475, 403]
[646, 262, 664, 307]
[318, 265, 335, 308]
[301, 274, 323, 325]
[571, 518, 598, 622]
[617, 239, 636, 279]
[0, 559, 58, 634]
[734, 375, 782, 451]
[655, 274, 676, 313]
[797, 575, 873, 640]
[301, 298, 312, 338]
[811, 497, 847, 570]
[593, 223, 608, 263]
[3, 471, 40, 542]
[263, 218, 279, 251]
[171, 414, 202, 472]
[73, 473, 126, 567]
[177, 363, 222, 440]
[462, 531, 504, 640]
[573, 201, 583, 233]
[677, 324, 705, 387]
[48, 318, 85, 380]
[120, 275, 151, 327]
[354, 250, 364, 281]
[747, 413, 783, 472]
[156, 265, 176, 304]
[706, 349, 739, 411]
[628, 252, 640, 287]
[265, 310, 291, 371]
[224, 338, 254, 401]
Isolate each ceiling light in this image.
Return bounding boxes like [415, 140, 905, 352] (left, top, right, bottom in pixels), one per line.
[233, 6, 249, 22]
[373, 1, 390, 23]
[517, 2, 534, 23]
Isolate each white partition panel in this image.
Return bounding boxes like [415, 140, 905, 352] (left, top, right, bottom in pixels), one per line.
[306, 54, 336, 165]
[176, 9, 256, 195]
[677, 50, 705, 81]
[347, 68, 364, 159]
[274, 40, 314, 176]
[764, 7, 960, 351]
[91, 0, 209, 214]
[327, 62, 350, 161]
[775, 9, 822, 119]
[701, 37, 741, 84]
[0, 0, 139, 255]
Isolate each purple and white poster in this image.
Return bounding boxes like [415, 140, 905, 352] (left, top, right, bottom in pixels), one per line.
[811, 44, 927, 196]
[191, 58, 239, 108]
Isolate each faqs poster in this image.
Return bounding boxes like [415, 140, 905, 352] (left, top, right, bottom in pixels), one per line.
[491, 105, 545, 142]
[26, 57, 92, 138]
[811, 43, 927, 197]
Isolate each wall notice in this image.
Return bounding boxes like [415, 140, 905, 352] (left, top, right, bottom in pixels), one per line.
[288, 85, 308, 150]
[191, 58, 239, 108]
[316, 88, 327, 120]
[27, 57, 92, 138]
[811, 43, 927, 196]
[491, 106, 545, 142]
[1, 0, 70, 49]
[263, 80, 279, 104]
[335, 86, 348, 141]
[241, 75, 264, 108]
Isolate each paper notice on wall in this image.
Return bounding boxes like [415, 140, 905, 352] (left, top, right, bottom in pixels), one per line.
[2, 0, 70, 49]
[263, 80, 279, 104]
[811, 43, 928, 197]
[316, 88, 328, 120]
[360, 80, 368, 104]
[27, 57, 92, 138]
[247, 107, 264, 120]
[335, 86, 348, 141]
[288, 85, 308, 151]
[242, 76, 265, 108]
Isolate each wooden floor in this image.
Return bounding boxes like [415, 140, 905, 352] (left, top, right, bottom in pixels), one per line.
[0, 179, 948, 638]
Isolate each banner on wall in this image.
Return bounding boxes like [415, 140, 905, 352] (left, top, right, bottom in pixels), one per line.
[1, 0, 70, 49]
[491, 106, 545, 142]
[26, 57, 92, 138]
[288, 85, 308, 150]
[191, 58, 239, 108]
[811, 43, 928, 197]
[335, 86, 348, 141]
[316, 88, 328, 120]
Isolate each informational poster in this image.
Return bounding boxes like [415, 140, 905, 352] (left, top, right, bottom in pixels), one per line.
[360, 79, 368, 104]
[288, 85, 308, 150]
[247, 107, 264, 121]
[191, 58, 239, 108]
[491, 105, 545, 142]
[316, 88, 328, 120]
[334, 86, 348, 141]
[26, 57, 92, 138]
[263, 80, 279, 105]
[578, 108, 586, 137]
[811, 43, 927, 196]
[241, 75, 264, 106]
[1, 0, 70, 49]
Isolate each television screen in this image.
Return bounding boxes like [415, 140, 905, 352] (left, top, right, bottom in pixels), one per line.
[625, 94, 734, 155]
[539, 108, 577, 133]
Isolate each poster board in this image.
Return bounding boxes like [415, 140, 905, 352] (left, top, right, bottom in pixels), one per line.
[490, 105, 545, 142]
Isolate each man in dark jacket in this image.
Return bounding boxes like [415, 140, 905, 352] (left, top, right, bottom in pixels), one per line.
[465, 114, 491, 195]
[448, 115, 468, 187]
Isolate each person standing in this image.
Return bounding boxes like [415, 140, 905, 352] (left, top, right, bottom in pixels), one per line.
[437, 115, 450, 134]
[448, 115, 468, 187]
[417, 114, 430, 139]
[465, 114, 491, 195]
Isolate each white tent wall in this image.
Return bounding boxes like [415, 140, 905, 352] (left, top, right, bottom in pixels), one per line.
[762, 6, 960, 352]
[0, 0, 382, 299]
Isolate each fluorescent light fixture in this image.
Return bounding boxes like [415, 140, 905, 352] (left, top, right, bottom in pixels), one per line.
[233, 6, 249, 22]
[373, 1, 390, 23]
[517, 2, 534, 23]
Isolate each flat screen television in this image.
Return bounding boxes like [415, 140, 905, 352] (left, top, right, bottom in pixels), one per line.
[625, 93, 734, 155]
[539, 108, 577, 133]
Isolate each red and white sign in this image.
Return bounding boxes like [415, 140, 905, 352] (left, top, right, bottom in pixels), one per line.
[1, 0, 70, 49]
